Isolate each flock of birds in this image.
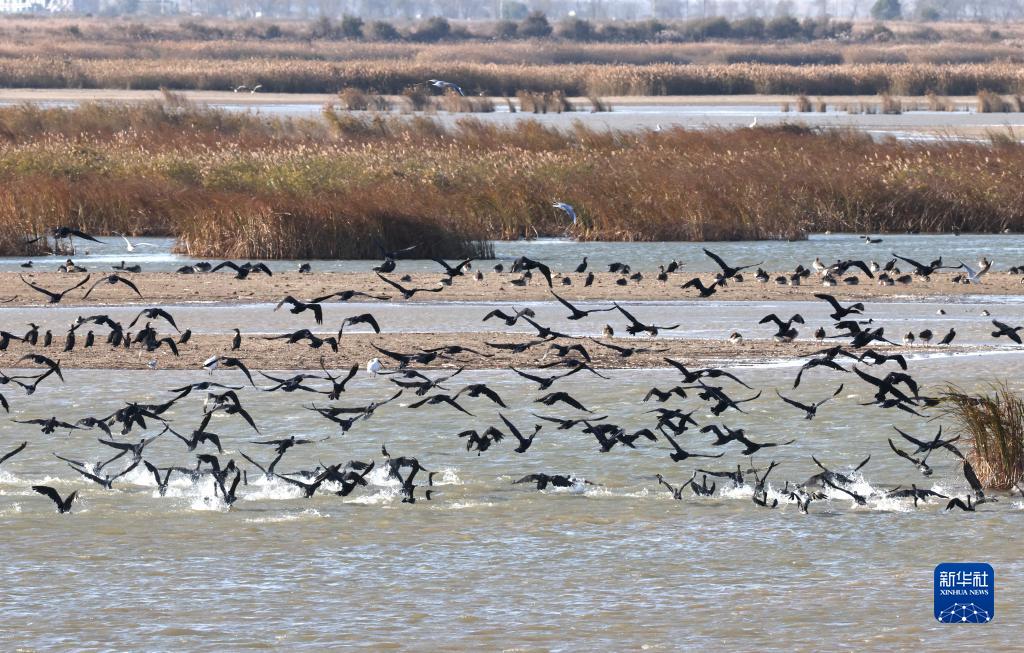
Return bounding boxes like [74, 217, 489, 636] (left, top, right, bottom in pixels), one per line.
[2, 226, 1022, 516]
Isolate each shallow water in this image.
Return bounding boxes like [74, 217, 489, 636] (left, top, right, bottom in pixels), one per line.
[317, 103, 1016, 143]
[7, 99, 1012, 142]
[0, 353, 1020, 649]
[7, 232, 1022, 274]
[3, 231, 1023, 648]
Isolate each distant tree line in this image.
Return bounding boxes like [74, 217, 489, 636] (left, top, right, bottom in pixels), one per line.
[166, 13, 869, 43]
[77, 0, 1024, 22]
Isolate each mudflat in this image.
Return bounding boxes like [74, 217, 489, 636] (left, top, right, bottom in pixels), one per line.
[3, 270, 1018, 308]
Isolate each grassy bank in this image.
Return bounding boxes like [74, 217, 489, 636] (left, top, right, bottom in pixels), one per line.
[1, 98, 1022, 258]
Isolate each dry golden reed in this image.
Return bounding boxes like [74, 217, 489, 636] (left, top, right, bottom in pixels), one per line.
[2, 100, 1024, 258]
[942, 383, 1024, 490]
[2, 56, 1024, 97]
[975, 90, 1023, 113]
[3, 16, 1024, 98]
[880, 93, 903, 114]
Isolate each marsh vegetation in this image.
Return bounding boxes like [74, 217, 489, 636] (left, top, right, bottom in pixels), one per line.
[1, 97, 1022, 258]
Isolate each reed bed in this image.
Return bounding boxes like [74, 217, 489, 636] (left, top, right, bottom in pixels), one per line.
[943, 384, 1024, 490]
[926, 91, 956, 111]
[336, 87, 392, 111]
[976, 90, 1024, 113]
[880, 93, 903, 114]
[588, 96, 612, 112]
[1, 100, 1024, 258]
[437, 94, 496, 114]
[4, 56, 1024, 97]
[516, 91, 573, 113]
[3, 39, 1022, 68]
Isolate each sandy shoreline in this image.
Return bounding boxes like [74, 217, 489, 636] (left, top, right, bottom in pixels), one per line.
[1, 270, 1021, 307]
[0, 330, 957, 372]
[0, 269, 1004, 370]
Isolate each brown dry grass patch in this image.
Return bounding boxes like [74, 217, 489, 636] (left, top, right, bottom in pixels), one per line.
[942, 383, 1024, 490]
[1, 99, 1023, 257]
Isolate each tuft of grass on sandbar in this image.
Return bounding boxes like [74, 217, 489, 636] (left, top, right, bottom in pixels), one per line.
[942, 383, 1024, 491]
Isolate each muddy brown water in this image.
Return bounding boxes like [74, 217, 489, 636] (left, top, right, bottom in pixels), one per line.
[0, 353, 1021, 649]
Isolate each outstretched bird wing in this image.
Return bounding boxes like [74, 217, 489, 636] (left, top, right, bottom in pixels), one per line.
[468, 384, 507, 407]
[775, 390, 813, 414]
[220, 357, 254, 385]
[813, 292, 844, 312]
[0, 441, 27, 466]
[211, 261, 243, 273]
[891, 253, 927, 273]
[69, 229, 102, 243]
[32, 485, 69, 509]
[509, 367, 547, 386]
[522, 258, 552, 288]
[375, 272, 409, 294]
[893, 426, 928, 449]
[112, 275, 143, 297]
[19, 275, 60, 302]
[703, 248, 731, 273]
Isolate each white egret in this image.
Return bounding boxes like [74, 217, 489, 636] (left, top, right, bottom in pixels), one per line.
[552, 202, 577, 225]
[428, 79, 464, 96]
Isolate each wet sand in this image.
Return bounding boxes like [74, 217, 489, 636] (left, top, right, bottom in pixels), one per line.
[2, 270, 1021, 307]
[0, 269, 998, 370]
[0, 330, 959, 372]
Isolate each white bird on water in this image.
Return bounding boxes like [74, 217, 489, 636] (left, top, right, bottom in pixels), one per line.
[749, 117, 758, 129]
[552, 202, 578, 225]
[114, 232, 156, 253]
[367, 358, 383, 376]
[203, 355, 219, 373]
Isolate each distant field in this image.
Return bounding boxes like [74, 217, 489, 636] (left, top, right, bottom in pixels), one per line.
[0, 97, 1022, 258]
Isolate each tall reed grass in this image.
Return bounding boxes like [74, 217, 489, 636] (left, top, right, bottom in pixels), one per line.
[926, 91, 955, 111]
[516, 90, 573, 113]
[976, 90, 1023, 113]
[336, 87, 392, 111]
[943, 383, 1024, 490]
[1, 101, 1023, 257]
[3, 56, 1024, 96]
[880, 93, 903, 114]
